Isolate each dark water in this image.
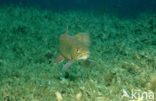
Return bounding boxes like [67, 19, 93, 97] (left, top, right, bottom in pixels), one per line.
[1, 0, 156, 17]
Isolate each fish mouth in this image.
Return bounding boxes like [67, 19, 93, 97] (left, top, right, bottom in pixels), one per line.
[79, 55, 88, 60]
[78, 52, 89, 60]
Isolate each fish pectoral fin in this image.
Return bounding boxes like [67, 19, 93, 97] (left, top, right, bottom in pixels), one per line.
[62, 61, 73, 72]
[79, 59, 96, 67]
[55, 56, 64, 63]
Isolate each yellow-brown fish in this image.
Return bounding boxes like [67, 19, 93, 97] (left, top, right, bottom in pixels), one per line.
[55, 28, 90, 72]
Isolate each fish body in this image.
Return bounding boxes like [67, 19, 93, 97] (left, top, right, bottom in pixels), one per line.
[59, 32, 89, 61]
[55, 28, 90, 72]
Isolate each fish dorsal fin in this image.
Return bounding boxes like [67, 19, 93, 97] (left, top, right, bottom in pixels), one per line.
[74, 32, 90, 47]
[64, 26, 68, 35]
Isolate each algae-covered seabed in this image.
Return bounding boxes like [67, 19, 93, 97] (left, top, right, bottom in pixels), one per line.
[0, 6, 156, 101]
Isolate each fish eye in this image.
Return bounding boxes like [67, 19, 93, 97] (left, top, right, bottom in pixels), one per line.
[76, 49, 80, 53]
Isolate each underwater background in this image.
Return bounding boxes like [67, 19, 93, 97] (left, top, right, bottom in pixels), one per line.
[0, 0, 156, 101]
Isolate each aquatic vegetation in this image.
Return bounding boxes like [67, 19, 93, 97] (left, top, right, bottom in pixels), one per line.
[55, 91, 63, 101]
[0, 6, 156, 101]
[147, 73, 156, 93]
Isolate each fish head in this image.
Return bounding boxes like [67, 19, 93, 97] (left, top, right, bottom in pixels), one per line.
[72, 46, 89, 60]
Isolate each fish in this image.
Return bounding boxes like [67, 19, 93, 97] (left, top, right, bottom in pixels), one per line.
[55, 27, 91, 72]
